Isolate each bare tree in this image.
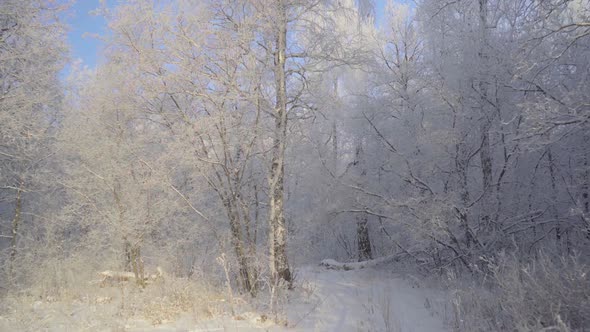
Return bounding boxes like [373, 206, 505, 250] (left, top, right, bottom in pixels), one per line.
[0, 0, 67, 279]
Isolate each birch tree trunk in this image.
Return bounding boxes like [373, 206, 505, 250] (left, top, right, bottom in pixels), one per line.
[268, 0, 292, 284]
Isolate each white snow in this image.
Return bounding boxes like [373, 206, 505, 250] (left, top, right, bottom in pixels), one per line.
[0, 265, 450, 332]
[282, 265, 449, 332]
[137, 265, 450, 331]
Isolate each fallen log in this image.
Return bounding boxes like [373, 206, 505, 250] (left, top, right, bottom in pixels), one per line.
[320, 254, 403, 271]
[99, 270, 136, 281]
[92, 267, 163, 287]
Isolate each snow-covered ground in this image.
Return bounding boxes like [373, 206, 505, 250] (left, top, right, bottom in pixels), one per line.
[281, 266, 449, 332]
[152, 265, 450, 332]
[0, 265, 450, 332]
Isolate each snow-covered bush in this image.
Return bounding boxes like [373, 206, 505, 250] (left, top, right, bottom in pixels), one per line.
[452, 253, 590, 331]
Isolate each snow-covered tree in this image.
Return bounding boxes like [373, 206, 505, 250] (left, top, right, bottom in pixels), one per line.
[0, 0, 67, 280]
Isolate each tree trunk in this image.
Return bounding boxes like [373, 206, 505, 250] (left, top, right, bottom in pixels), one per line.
[124, 237, 132, 270]
[240, 192, 258, 295]
[547, 146, 561, 242]
[357, 215, 373, 261]
[130, 245, 145, 287]
[479, 121, 492, 221]
[353, 141, 372, 261]
[268, 0, 292, 285]
[583, 132, 590, 240]
[478, 0, 493, 228]
[9, 181, 23, 273]
[226, 197, 255, 294]
[113, 185, 133, 271]
[332, 77, 339, 173]
[332, 120, 338, 172]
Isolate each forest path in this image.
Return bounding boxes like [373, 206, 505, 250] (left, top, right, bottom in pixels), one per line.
[0, 264, 450, 332]
[131, 265, 450, 332]
[281, 265, 450, 332]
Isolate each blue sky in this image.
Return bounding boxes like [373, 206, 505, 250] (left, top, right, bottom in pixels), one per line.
[66, 0, 389, 69]
[66, 1, 110, 69]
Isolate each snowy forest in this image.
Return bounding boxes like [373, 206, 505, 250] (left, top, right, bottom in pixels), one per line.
[1, 0, 589, 331]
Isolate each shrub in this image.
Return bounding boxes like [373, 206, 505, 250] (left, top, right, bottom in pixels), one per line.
[452, 252, 590, 332]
